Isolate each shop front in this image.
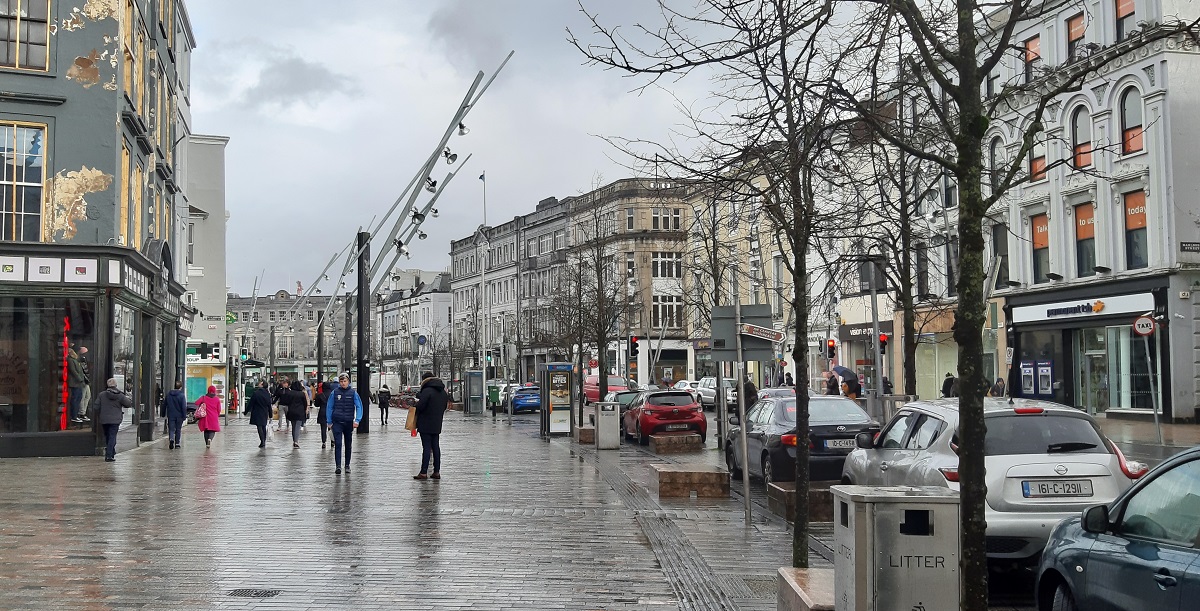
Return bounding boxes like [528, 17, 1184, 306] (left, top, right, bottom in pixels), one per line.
[839, 321, 894, 395]
[0, 245, 185, 457]
[1006, 280, 1169, 419]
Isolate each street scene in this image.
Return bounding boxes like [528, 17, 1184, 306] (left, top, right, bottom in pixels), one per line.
[2, 1, 1200, 610]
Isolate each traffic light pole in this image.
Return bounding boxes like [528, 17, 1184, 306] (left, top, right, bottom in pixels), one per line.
[869, 259, 884, 420]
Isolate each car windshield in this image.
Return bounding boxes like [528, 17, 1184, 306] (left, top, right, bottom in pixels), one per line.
[983, 414, 1108, 456]
[647, 392, 694, 406]
[615, 392, 639, 405]
[777, 398, 871, 425]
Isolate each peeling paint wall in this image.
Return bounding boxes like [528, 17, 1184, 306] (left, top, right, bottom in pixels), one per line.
[43, 167, 114, 242]
[65, 50, 102, 87]
[81, 0, 119, 22]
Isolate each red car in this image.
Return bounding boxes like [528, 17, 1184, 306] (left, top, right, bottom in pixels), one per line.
[584, 375, 632, 404]
[623, 390, 707, 444]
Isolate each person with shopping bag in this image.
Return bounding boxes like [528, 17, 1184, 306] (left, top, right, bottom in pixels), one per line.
[412, 371, 449, 481]
[195, 385, 222, 448]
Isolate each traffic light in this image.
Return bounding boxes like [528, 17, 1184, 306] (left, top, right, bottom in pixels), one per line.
[629, 335, 641, 357]
[239, 348, 248, 362]
[486, 352, 493, 364]
[879, 333, 889, 355]
[826, 339, 836, 360]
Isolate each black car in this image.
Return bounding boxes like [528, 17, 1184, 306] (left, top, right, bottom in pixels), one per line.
[725, 396, 878, 489]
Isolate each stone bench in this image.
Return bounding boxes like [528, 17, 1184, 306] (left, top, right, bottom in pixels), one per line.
[650, 464, 729, 498]
[767, 481, 838, 523]
[649, 433, 703, 454]
[777, 567, 835, 611]
[574, 426, 595, 444]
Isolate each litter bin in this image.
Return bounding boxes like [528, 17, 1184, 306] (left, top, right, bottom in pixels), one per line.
[487, 383, 501, 410]
[831, 485, 960, 611]
[594, 402, 620, 450]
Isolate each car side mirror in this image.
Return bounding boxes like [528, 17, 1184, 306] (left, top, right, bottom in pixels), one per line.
[1081, 505, 1110, 534]
[855, 432, 875, 449]
[728, 415, 740, 426]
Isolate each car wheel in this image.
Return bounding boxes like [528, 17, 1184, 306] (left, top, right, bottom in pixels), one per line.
[636, 422, 648, 445]
[726, 446, 742, 478]
[1050, 582, 1077, 611]
[762, 454, 774, 491]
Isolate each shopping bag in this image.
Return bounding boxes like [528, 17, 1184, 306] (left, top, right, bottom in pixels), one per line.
[404, 406, 417, 432]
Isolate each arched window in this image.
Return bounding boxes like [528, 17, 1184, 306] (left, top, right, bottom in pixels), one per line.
[1120, 87, 1144, 154]
[1029, 140, 1047, 182]
[1072, 108, 1093, 169]
[988, 138, 1003, 189]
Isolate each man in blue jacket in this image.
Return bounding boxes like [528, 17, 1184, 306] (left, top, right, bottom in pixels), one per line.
[161, 380, 188, 450]
[325, 372, 363, 475]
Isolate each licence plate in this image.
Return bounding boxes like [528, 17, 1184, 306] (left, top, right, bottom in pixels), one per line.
[1022, 480, 1094, 498]
[666, 424, 690, 430]
[825, 439, 856, 449]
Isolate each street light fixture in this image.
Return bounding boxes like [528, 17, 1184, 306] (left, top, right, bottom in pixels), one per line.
[458, 122, 470, 136]
[425, 178, 438, 193]
[443, 147, 458, 164]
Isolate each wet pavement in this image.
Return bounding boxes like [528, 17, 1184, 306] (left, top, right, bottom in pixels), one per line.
[0, 411, 810, 610]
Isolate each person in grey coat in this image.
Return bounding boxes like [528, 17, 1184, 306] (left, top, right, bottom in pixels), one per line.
[161, 380, 188, 449]
[96, 378, 132, 462]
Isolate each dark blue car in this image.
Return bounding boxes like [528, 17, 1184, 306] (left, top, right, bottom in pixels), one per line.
[1035, 445, 1200, 611]
[510, 387, 541, 414]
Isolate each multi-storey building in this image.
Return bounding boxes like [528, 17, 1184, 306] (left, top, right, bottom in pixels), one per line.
[379, 273, 451, 386]
[227, 291, 351, 385]
[0, 1, 198, 456]
[182, 135, 229, 403]
[515, 197, 572, 379]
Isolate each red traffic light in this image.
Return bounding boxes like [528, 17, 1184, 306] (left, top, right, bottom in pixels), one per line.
[879, 333, 888, 342]
[826, 339, 836, 347]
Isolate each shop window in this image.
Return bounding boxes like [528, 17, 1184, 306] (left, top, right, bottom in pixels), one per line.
[1075, 204, 1096, 277]
[991, 223, 1009, 289]
[0, 123, 46, 241]
[1120, 88, 1144, 154]
[1024, 35, 1042, 83]
[0, 0, 50, 70]
[1124, 190, 1148, 270]
[1116, 0, 1136, 42]
[1071, 108, 1093, 169]
[1066, 13, 1086, 60]
[1029, 140, 1047, 182]
[1031, 214, 1050, 284]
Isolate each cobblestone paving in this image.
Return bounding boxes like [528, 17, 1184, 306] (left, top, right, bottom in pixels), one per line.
[0, 412, 819, 610]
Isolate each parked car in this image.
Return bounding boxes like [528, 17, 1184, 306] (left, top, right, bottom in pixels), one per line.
[602, 390, 641, 414]
[696, 377, 736, 410]
[759, 387, 797, 400]
[1035, 445, 1199, 611]
[842, 398, 1145, 564]
[622, 390, 706, 444]
[671, 380, 701, 402]
[509, 386, 541, 414]
[725, 396, 877, 489]
[499, 383, 520, 408]
[584, 375, 633, 404]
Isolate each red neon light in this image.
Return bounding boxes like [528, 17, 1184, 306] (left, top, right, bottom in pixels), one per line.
[61, 317, 70, 431]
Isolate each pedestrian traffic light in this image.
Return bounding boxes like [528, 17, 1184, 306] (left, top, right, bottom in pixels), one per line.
[486, 352, 493, 364]
[826, 339, 836, 360]
[879, 333, 888, 355]
[239, 348, 248, 362]
[629, 335, 641, 357]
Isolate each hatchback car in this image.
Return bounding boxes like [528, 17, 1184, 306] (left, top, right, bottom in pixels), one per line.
[509, 387, 541, 413]
[584, 375, 633, 404]
[726, 396, 877, 489]
[623, 390, 706, 444]
[842, 398, 1144, 563]
[1035, 445, 1200, 611]
[672, 380, 701, 402]
[696, 377, 737, 409]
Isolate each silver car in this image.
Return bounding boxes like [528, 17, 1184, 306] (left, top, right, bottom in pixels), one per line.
[696, 377, 736, 409]
[841, 398, 1146, 564]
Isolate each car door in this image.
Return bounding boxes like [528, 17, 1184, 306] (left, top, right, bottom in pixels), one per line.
[859, 410, 919, 486]
[745, 401, 773, 475]
[1082, 457, 1200, 611]
[623, 394, 643, 435]
[885, 413, 945, 486]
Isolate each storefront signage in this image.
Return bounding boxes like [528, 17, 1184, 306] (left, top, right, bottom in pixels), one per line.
[839, 321, 895, 342]
[692, 338, 712, 350]
[1011, 292, 1154, 324]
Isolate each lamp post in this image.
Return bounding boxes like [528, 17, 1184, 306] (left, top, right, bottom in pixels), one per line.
[356, 230, 371, 435]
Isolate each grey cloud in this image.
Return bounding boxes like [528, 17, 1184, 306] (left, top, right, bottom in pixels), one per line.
[240, 53, 360, 109]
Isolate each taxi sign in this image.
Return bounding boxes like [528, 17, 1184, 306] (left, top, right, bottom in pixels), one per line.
[1133, 315, 1156, 336]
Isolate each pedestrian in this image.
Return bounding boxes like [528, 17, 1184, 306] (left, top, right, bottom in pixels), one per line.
[842, 377, 861, 399]
[738, 375, 758, 407]
[273, 377, 290, 432]
[67, 346, 90, 424]
[824, 371, 839, 395]
[990, 377, 1007, 397]
[941, 373, 956, 398]
[882, 376, 894, 395]
[376, 384, 392, 426]
[413, 371, 449, 480]
[315, 378, 333, 448]
[950, 377, 961, 398]
[248, 379, 273, 448]
[96, 378, 132, 462]
[286, 380, 309, 448]
[162, 380, 187, 449]
[325, 373, 363, 475]
[195, 385, 222, 448]
[785, 372, 794, 387]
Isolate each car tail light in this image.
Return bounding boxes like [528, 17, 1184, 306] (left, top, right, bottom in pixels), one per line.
[782, 434, 796, 446]
[949, 441, 959, 455]
[691, 406, 703, 412]
[1111, 440, 1149, 479]
[643, 409, 654, 416]
[938, 467, 960, 482]
[1013, 407, 1044, 414]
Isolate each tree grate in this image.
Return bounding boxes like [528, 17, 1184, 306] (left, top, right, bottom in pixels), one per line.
[227, 589, 281, 598]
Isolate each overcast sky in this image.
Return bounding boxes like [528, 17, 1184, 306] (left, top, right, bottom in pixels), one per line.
[187, 1, 699, 295]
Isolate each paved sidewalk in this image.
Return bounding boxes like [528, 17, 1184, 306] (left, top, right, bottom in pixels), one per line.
[1098, 415, 1200, 466]
[0, 411, 814, 611]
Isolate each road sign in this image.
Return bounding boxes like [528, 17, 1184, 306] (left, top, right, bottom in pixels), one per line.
[711, 304, 775, 362]
[1133, 315, 1156, 336]
[417, 335, 427, 346]
[588, 358, 598, 368]
[739, 323, 784, 343]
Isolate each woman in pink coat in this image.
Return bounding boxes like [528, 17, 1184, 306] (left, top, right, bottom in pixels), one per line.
[195, 385, 222, 448]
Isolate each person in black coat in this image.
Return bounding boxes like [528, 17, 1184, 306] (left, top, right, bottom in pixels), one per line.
[247, 380, 274, 448]
[413, 371, 449, 480]
[315, 380, 333, 448]
[286, 380, 309, 448]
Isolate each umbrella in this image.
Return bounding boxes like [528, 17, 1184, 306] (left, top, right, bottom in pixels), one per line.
[831, 366, 858, 382]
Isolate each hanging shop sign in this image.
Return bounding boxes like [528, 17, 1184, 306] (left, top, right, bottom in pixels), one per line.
[1010, 292, 1154, 324]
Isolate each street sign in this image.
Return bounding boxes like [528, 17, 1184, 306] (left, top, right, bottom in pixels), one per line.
[711, 304, 775, 362]
[739, 323, 784, 343]
[1133, 315, 1156, 336]
[417, 335, 427, 346]
[588, 358, 598, 368]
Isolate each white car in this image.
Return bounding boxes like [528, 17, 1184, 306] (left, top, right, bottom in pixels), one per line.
[841, 398, 1146, 564]
[671, 380, 701, 403]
